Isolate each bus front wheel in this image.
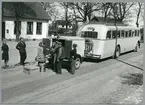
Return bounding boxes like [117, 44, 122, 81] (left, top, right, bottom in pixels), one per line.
[115, 46, 120, 58]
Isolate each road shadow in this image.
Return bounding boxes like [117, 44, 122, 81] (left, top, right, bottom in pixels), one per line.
[83, 50, 136, 63]
[1, 61, 36, 70]
[115, 59, 143, 71]
[83, 57, 112, 63]
[120, 73, 143, 86]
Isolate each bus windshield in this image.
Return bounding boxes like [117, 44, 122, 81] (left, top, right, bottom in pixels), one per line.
[81, 31, 98, 38]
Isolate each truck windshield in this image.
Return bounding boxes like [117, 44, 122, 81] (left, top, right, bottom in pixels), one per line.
[81, 31, 98, 38]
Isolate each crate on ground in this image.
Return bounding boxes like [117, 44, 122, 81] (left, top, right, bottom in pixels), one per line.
[23, 64, 39, 74]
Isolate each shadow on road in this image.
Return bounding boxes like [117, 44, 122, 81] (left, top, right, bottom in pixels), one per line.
[115, 59, 143, 71]
[120, 73, 143, 86]
[1, 61, 36, 70]
[83, 57, 112, 63]
[83, 50, 136, 63]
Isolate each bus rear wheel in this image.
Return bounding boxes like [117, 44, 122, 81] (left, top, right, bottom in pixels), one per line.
[115, 46, 120, 58]
[134, 42, 139, 52]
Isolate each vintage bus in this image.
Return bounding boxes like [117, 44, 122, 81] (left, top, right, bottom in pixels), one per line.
[77, 23, 141, 59]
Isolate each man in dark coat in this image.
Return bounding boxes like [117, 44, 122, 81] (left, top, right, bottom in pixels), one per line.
[2, 39, 9, 68]
[53, 41, 64, 74]
[69, 43, 77, 74]
[16, 37, 27, 65]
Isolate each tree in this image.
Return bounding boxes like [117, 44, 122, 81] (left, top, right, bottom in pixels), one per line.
[112, 3, 134, 22]
[41, 2, 62, 21]
[100, 2, 113, 21]
[2, 2, 36, 40]
[135, 2, 143, 27]
[62, 2, 102, 22]
[60, 2, 69, 34]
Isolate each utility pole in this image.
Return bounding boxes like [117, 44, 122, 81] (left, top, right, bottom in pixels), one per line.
[113, 5, 118, 58]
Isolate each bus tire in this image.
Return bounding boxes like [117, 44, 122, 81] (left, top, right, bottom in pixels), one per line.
[75, 57, 81, 70]
[134, 42, 139, 52]
[115, 46, 120, 58]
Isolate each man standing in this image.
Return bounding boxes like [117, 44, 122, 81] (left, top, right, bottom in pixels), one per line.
[2, 39, 9, 68]
[16, 37, 27, 65]
[69, 43, 77, 74]
[53, 41, 64, 74]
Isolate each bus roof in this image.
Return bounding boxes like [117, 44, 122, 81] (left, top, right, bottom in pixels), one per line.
[57, 36, 84, 40]
[82, 23, 141, 30]
[78, 23, 141, 39]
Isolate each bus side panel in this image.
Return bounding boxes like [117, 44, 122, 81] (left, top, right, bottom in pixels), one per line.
[92, 40, 115, 59]
[102, 40, 116, 58]
[117, 38, 130, 53]
[92, 40, 104, 57]
[117, 37, 140, 53]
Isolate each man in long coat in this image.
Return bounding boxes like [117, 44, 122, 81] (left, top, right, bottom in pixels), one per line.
[53, 41, 64, 74]
[16, 37, 27, 65]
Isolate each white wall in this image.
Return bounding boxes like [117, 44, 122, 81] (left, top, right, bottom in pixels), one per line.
[5, 20, 49, 39]
[5, 21, 16, 39]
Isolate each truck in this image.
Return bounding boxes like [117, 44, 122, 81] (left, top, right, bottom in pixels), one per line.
[42, 36, 85, 74]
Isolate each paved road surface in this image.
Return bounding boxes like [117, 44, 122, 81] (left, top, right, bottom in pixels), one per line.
[1, 46, 143, 104]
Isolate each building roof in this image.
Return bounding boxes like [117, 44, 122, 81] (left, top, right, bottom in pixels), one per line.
[2, 2, 50, 21]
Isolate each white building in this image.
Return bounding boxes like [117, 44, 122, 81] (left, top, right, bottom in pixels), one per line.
[2, 2, 50, 40]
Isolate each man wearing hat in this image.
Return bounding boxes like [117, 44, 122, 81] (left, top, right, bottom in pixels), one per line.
[16, 37, 27, 65]
[53, 40, 64, 74]
[69, 43, 77, 74]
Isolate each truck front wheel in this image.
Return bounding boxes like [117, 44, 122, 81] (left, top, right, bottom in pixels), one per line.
[75, 57, 81, 70]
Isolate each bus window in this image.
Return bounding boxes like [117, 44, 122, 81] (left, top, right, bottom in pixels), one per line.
[112, 31, 116, 39]
[81, 31, 98, 38]
[106, 31, 111, 39]
[117, 31, 120, 38]
[137, 30, 140, 36]
[92, 32, 98, 38]
[132, 31, 135, 37]
[129, 30, 132, 37]
[135, 30, 137, 36]
[121, 30, 125, 38]
[125, 31, 128, 37]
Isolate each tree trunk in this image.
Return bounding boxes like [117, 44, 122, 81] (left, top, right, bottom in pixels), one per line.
[16, 20, 20, 41]
[136, 22, 139, 27]
[65, 4, 68, 35]
[136, 3, 141, 27]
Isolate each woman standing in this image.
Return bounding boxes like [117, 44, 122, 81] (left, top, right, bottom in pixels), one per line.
[2, 39, 9, 68]
[36, 41, 45, 66]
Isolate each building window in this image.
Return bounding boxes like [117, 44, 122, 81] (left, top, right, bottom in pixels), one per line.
[27, 22, 33, 34]
[14, 21, 21, 35]
[36, 22, 42, 35]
